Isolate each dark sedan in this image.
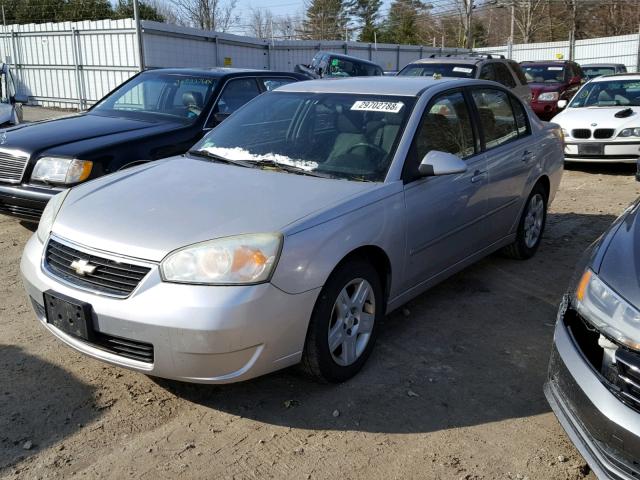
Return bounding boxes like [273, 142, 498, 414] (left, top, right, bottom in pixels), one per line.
[0, 68, 306, 221]
[545, 195, 640, 479]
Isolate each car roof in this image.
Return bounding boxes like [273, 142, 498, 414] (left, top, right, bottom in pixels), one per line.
[409, 57, 483, 66]
[275, 76, 481, 96]
[589, 73, 640, 82]
[142, 67, 299, 78]
[581, 63, 625, 68]
[520, 60, 572, 66]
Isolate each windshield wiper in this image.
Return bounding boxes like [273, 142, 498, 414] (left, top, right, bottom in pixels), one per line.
[188, 149, 254, 168]
[250, 159, 334, 178]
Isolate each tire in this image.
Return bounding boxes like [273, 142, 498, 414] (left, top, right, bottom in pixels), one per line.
[502, 182, 548, 260]
[301, 259, 383, 383]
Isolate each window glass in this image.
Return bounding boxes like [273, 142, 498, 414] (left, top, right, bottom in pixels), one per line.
[326, 57, 380, 77]
[569, 79, 640, 107]
[494, 63, 516, 88]
[522, 64, 566, 83]
[471, 88, 519, 149]
[582, 67, 615, 79]
[509, 61, 528, 85]
[510, 97, 530, 136]
[215, 78, 261, 114]
[414, 91, 475, 162]
[261, 77, 296, 91]
[479, 63, 497, 82]
[398, 63, 476, 78]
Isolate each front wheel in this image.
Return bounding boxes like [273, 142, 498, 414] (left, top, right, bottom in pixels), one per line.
[502, 183, 548, 260]
[301, 259, 383, 383]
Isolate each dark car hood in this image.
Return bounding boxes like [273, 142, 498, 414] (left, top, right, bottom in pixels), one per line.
[598, 200, 640, 308]
[528, 82, 565, 94]
[1, 113, 178, 156]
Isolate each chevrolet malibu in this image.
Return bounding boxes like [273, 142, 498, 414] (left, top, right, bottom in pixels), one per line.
[21, 77, 564, 383]
[545, 196, 640, 478]
[552, 73, 640, 163]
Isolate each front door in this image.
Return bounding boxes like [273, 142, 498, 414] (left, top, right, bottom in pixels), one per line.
[402, 89, 490, 290]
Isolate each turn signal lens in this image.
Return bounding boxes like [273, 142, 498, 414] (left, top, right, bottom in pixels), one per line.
[576, 269, 592, 301]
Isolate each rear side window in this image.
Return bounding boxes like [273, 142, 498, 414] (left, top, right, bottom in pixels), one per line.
[509, 61, 528, 85]
[471, 88, 519, 149]
[260, 77, 296, 91]
[215, 78, 261, 115]
[415, 91, 475, 160]
[494, 63, 516, 88]
[479, 63, 497, 82]
[510, 97, 530, 137]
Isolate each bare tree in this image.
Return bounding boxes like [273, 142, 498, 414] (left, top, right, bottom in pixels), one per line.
[171, 0, 239, 31]
[513, 0, 546, 43]
[247, 7, 274, 39]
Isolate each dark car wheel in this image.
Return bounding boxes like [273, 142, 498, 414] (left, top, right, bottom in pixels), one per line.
[503, 183, 548, 260]
[301, 259, 383, 383]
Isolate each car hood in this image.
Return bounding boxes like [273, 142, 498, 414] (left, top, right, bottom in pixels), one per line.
[552, 106, 640, 129]
[598, 200, 640, 308]
[528, 82, 565, 94]
[52, 157, 376, 262]
[0, 113, 175, 156]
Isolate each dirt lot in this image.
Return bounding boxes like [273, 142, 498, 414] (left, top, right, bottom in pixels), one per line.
[1, 114, 639, 479]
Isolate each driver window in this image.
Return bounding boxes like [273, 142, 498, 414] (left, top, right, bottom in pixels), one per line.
[214, 78, 261, 115]
[113, 80, 162, 112]
[414, 91, 475, 161]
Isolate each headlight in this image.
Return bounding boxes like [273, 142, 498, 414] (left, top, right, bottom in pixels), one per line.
[617, 127, 640, 138]
[161, 233, 283, 285]
[36, 189, 70, 243]
[31, 157, 93, 184]
[574, 269, 640, 350]
[561, 128, 569, 138]
[538, 92, 559, 101]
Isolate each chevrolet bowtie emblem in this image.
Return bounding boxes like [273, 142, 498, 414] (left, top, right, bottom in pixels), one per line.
[70, 259, 97, 276]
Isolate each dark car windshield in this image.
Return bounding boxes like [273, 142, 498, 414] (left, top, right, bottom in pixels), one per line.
[91, 72, 217, 123]
[582, 67, 616, 79]
[192, 91, 414, 182]
[327, 57, 382, 77]
[569, 79, 640, 107]
[398, 63, 476, 78]
[522, 65, 566, 83]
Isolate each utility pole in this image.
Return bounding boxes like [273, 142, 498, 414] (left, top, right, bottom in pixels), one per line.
[133, 0, 144, 71]
[507, 2, 515, 59]
[464, 0, 474, 50]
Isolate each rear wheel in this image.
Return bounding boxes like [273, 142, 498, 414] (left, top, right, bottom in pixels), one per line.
[301, 259, 383, 383]
[502, 183, 548, 260]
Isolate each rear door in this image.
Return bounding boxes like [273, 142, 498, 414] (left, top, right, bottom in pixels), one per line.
[402, 89, 490, 290]
[470, 87, 535, 242]
[206, 77, 261, 127]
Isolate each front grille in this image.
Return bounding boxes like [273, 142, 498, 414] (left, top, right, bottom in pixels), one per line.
[93, 332, 154, 363]
[594, 129, 615, 139]
[45, 239, 151, 297]
[615, 349, 640, 412]
[0, 149, 29, 183]
[0, 202, 42, 221]
[572, 129, 591, 139]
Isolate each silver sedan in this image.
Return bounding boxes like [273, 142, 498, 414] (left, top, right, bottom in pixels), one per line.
[21, 77, 564, 383]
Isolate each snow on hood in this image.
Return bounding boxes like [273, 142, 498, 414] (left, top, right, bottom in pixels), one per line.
[200, 146, 319, 171]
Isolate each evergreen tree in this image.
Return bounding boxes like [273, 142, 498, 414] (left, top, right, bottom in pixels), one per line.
[114, 0, 166, 22]
[347, 0, 381, 42]
[380, 0, 425, 45]
[300, 0, 347, 41]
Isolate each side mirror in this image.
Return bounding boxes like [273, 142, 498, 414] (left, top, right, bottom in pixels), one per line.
[418, 150, 467, 177]
[557, 99, 568, 109]
[11, 94, 28, 104]
[212, 112, 230, 124]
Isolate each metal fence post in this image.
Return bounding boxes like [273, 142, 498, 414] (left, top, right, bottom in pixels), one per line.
[10, 29, 22, 95]
[133, 0, 145, 71]
[71, 28, 85, 110]
[637, 25, 640, 72]
[267, 42, 272, 70]
[396, 45, 400, 71]
[214, 36, 219, 67]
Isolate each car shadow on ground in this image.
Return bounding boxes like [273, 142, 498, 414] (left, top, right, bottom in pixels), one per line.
[564, 161, 636, 176]
[0, 345, 99, 472]
[153, 211, 617, 435]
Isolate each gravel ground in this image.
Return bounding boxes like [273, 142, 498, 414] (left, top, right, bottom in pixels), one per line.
[1, 110, 639, 479]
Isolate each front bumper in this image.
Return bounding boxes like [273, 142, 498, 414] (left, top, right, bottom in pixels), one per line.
[545, 299, 640, 479]
[564, 142, 640, 163]
[21, 234, 321, 383]
[0, 183, 63, 221]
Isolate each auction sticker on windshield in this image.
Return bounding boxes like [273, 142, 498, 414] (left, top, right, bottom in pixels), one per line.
[453, 67, 473, 74]
[351, 101, 404, 113]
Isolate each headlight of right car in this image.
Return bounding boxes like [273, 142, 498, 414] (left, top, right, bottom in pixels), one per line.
[575, 269, 640, 350]
[36, 189, 70, 243]
[538, 92, 559, 101]
[160, 233, 283, 285]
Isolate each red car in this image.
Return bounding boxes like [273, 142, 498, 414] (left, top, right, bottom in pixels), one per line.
[520, 60, 584, 120]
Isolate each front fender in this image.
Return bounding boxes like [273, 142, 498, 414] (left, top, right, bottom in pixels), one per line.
[271, 187, 406, 298]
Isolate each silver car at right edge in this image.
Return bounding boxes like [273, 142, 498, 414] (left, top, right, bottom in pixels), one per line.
[545, 196, 640, 479]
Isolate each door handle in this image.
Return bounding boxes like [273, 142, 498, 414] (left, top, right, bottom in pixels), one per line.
[521, 150, 533, 162]
[471, 170, 487, 183]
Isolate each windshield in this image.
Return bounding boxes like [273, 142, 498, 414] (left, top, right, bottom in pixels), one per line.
[398, 63, 476, 79]
[327, 58, 382, 77]
[569, 79, 640, 107]
[92, 72, 217, 123]
[192, 92, 414, 182]
[522, 65, 566, 83]
[582, 67, 615, 79]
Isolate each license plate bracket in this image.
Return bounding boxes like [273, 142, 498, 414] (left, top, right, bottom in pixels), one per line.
[578, 143, 604, 156]
[44, 291, 94, 341]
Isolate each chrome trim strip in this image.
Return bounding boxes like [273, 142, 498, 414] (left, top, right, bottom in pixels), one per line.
[41, 234, 157, 299]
